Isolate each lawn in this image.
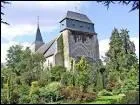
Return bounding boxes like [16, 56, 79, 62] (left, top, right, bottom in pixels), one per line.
[83, 95, 125, 104]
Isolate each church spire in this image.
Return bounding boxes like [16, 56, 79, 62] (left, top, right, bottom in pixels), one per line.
[35, 16, 44, 51]
[35, 16, 43, 42]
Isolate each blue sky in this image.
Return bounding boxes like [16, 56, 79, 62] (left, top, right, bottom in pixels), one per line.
[1, 1, 139, 63]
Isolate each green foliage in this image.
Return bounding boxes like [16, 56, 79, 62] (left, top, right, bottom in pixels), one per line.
[29, 81, 40, 104]
[49, 66, 66, 82]
[21, 71, 38, 86]
[96, 71, 104, 91]
[39, 82, 63, 103]
[1, 85, 8, 104]
[76, 71, 90, 92]
[74, 56, 93, 92]
[18, 84, 30, 103]
[38, 70, 49, 87]
[60, 71, 74, 86]
[75, 56, 89, 72]
[98, 89, 113, 96]
[29, 81, 39, 97]
[105, 28, 138, 95]
[121, 90, 139, 104]
[19, 95, 30, 104]
[6, 45, 23, 76]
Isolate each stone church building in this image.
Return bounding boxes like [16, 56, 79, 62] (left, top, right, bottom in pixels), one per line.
[31, 11, 100, 70]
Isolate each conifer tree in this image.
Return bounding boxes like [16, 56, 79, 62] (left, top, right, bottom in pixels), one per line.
[105, 28, 138, 91]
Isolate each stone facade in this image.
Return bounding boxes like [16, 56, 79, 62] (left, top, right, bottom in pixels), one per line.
[61, 29, 99, 70]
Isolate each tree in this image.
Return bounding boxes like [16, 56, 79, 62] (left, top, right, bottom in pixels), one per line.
[106, 28, 122, 72]
[6, 45, 23, 76]
[1, 1, 10, 25]
[105, 28, 138, 92]
[97, 1, 139, 12]
[74, 56, 91, 92]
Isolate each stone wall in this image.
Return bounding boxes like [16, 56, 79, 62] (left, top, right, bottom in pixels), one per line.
[62, 30, 71, 70]
[62, 29, 99, 70]
[69, 30, 99, 61]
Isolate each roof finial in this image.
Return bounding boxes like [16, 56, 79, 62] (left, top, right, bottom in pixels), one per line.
[37, 16, 39, 27]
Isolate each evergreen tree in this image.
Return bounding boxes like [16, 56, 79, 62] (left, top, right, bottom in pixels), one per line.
[106, 28, 122, 72]
[105, 28, 138, 92]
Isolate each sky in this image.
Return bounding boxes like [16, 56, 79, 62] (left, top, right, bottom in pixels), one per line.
[1, 1, 139, 63]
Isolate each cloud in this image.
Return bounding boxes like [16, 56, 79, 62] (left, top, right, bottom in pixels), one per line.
[99, 39, 109, 60]
[99, 36, 139, 61]
[1, 23, 58, 42]
[130, 37, 139, 58]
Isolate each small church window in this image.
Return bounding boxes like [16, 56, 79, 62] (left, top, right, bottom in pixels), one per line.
[62, 24, 64, 26]
[80, 26, 83, 28]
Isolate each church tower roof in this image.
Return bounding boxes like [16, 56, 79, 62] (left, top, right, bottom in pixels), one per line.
[60, 11, 93, 23]
[35, 16, 43, 42]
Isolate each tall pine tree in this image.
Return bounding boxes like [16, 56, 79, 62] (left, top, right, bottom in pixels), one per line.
[105, 28, 138, 91]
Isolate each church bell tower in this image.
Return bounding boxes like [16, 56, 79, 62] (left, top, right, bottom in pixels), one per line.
[59, 11, 100, 69]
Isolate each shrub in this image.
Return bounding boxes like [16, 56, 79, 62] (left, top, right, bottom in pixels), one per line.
[29, 81, 39, 97]
[49, 66, 66, 82]
[98, 89, 113, 96]
[18, 95, 30, 104]
[60, 86, 96, 102]
[121, 90, 139, 104]
[38, 70, 49, 87]
[60, 71, 74, 86]
[1, 88, 8, 104]
[39, 82, 63, 103]
[18, 85, 30, 103]
[106, 80, 116, 91]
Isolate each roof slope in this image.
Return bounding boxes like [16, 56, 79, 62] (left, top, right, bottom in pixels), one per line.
[60, 11, 92, 23]
[36, 39, 56, 54]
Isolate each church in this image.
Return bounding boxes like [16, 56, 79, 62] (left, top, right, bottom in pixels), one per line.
[31, 11, 100, 70]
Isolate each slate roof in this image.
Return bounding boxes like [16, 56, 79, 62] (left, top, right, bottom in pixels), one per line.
[60, 11, 92, 23]
[35, 26, 43, 42]
[36, 39, 56, 55]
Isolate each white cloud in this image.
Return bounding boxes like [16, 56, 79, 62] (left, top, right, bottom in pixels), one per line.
[1, 24, 35, 41]
[1, 23, 58, 41]
[1, 41, 31, 63]
[99, 36, 139, 61]
[130, 37, 139, 58]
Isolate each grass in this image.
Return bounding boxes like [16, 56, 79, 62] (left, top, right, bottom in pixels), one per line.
[46, 95, 125, 104]
[83, 95, 124, 104]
